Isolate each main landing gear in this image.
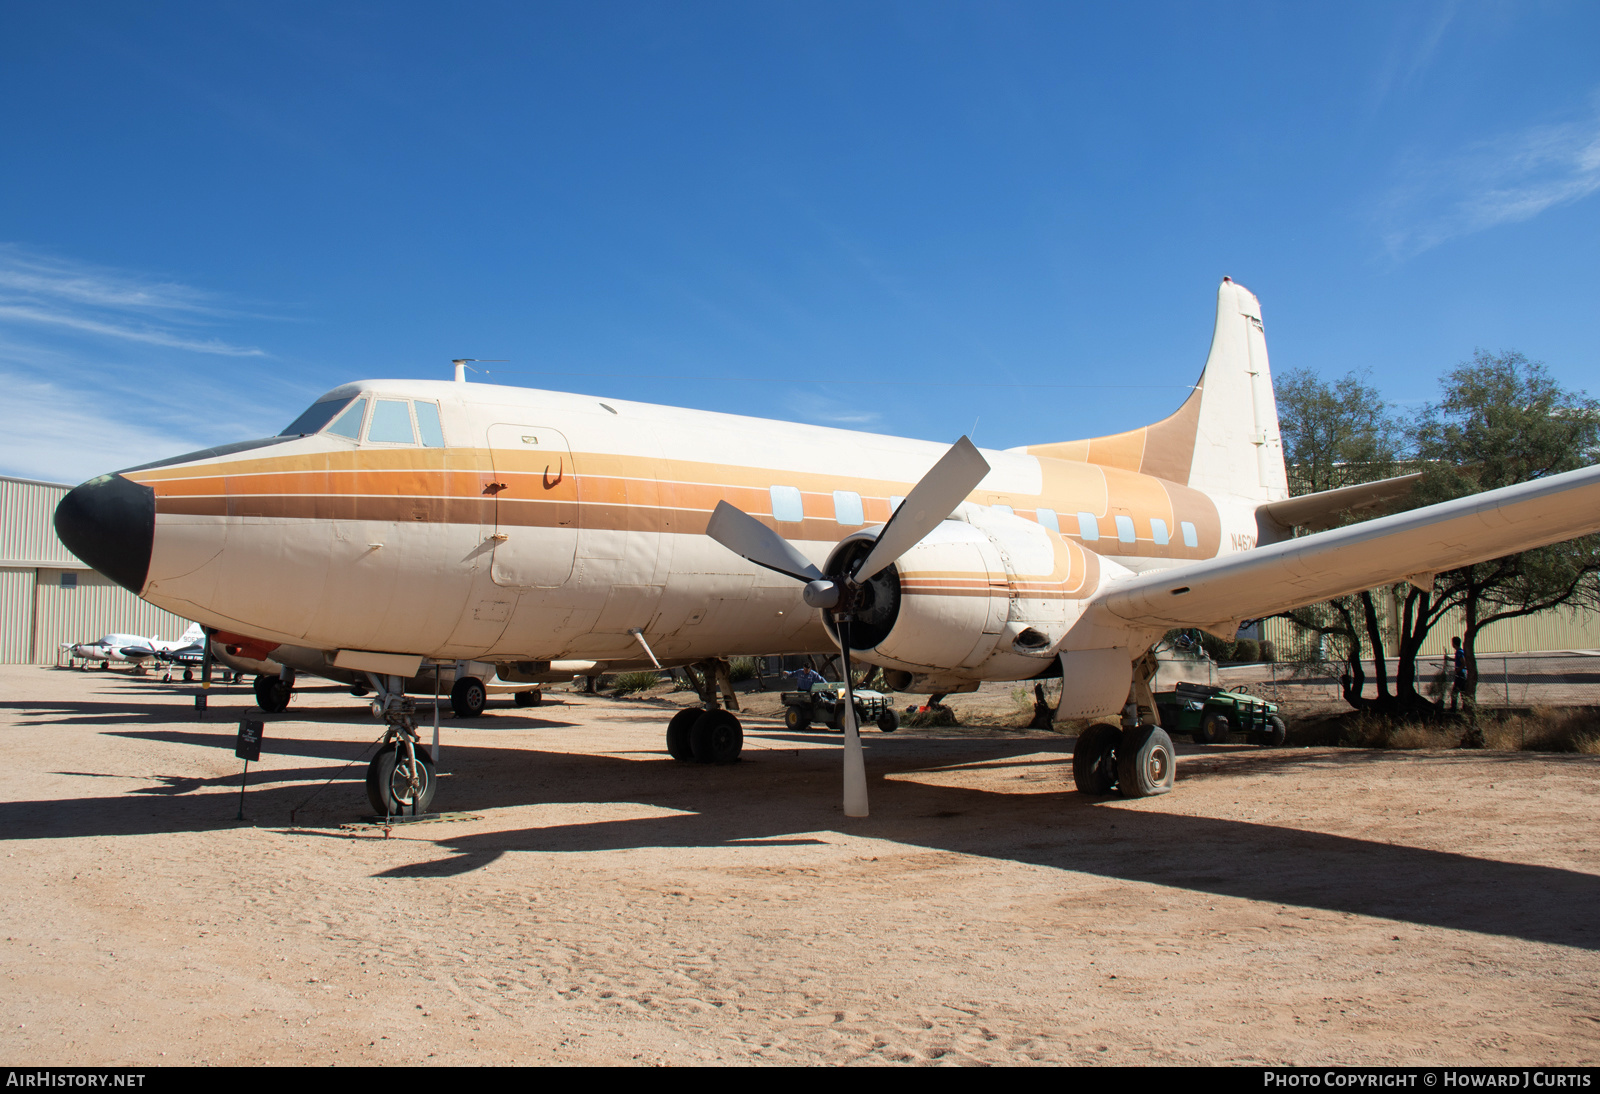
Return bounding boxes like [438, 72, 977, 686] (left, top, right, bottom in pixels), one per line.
[666, 659, 744, 765]
[1071, 722, 1175, 798]
[1070, 648, 1176, 799]
[254, 670, 294, 713]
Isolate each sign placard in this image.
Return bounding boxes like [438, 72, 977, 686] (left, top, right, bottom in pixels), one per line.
[235, 719, 265, 761]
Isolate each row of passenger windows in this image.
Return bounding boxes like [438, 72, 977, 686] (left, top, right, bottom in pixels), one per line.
[280, 396, 445, 448]
[766, 486, 1199, 547]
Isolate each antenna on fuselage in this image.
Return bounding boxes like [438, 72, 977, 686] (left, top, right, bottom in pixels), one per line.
[450, 358, 507, 383]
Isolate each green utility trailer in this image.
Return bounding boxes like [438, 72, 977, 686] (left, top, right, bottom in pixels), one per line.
[781, 685, 900, 734]
[1155, 682, 1287, 747]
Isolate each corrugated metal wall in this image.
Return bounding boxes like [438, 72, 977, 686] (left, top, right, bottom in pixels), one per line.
[1263, 599, 1600, 660]
[0, 477, 81, 566]
[1, 475, 194, 664]
[0, 567, 37, 662]
[33, 569, 194, 662]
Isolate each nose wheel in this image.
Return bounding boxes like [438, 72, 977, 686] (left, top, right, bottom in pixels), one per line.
[365, 693, 439, 817]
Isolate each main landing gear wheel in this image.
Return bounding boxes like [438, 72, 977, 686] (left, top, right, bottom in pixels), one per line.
[366, 743, 437, 816]
[1072, 722, 1121, 795]
[690, 709, 743, 764]
[1116, 725, 1175, 798]
[876, 709, 900, 733]
[450, 676, 486, 718]
[666, 707, 700, 762]
[784, 705, 811, 731]
[254, 674, 292, 714]
[514, 689, 542, 708]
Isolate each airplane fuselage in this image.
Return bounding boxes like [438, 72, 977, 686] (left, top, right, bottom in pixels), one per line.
[107, 378, 1262, 686]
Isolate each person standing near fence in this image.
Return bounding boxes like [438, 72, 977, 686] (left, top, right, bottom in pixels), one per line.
[1449, 636, 1469, 712]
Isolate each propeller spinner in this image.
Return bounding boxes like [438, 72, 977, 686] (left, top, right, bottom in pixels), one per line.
[705, 436, 991, 817]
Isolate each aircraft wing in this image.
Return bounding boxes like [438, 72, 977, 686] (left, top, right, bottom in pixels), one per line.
[1092, 463, 1600, 635]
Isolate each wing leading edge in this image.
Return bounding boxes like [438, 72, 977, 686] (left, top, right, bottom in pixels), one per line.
[1090, 463, 1600, 636]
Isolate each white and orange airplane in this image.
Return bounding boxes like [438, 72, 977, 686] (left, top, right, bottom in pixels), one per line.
[55, 279, 1600, 817]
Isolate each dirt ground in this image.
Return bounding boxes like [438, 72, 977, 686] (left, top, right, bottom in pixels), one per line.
[3, 664, 1599, 1066]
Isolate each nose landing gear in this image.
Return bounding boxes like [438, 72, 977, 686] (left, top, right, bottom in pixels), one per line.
[366, 690, 437, 817]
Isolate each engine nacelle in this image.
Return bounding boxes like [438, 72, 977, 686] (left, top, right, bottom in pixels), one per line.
[823, 505, 1107, 681]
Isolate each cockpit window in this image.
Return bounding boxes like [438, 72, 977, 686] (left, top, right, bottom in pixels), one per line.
[414, 402, 444, 447]
[326, 398, 368, 440]
[279, 397, 353, 436]
[368, 399, 416, 444]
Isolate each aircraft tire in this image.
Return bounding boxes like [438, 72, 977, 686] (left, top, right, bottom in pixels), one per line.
[666, 707, 700, 762]
[1262, 714, 1288, 748]
[876, 709, 900, 733]
[450, 677, 486, 718]
[784, 705, 810, 731]
[254, 674, 291, 714]
[1116, 725, 1175, 799]
[366, 744, 437, 816]
[183, 669, 194, 683]
[1072, 722, 1121, 795]
[514, 689, 542, 708]
[1196, 710, 1229, 745]
[690, 710, 742, 764]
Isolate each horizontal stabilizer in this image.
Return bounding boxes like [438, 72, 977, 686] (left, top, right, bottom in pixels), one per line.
[1092, 463, 1600, 635]
[1258, 472, 1425, 533]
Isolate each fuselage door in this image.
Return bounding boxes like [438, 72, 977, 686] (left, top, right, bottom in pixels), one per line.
[487, 423, 578, 588]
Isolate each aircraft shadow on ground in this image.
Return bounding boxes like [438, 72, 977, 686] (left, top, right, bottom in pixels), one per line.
[4, 724, 1599, 950]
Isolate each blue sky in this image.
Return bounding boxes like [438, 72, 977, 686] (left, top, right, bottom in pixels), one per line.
[2, 1, 1597, 483]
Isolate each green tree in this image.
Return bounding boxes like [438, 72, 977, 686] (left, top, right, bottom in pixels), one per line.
[1274, 354, 1600, 717]
[1272, 369, 1412, 708]
[1396, 352, 1600, 709]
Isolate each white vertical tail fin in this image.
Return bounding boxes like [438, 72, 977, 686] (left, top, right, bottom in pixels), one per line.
[1015, 278, 1290, 505]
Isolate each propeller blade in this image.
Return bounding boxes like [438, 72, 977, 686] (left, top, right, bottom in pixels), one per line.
[837, 620, 869, 818]
[706, 500, 825, 584]
[854, 436, 990, 584]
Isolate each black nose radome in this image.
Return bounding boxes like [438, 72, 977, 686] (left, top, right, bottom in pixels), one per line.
[55, 473, 156, 595]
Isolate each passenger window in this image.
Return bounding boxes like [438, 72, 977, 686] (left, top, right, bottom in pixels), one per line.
[991, 504, 1013, 516]
[833, 490, 864, 526]
[770, 485, 805, 523]
[1181, 521, 1199, 548]
[889, 495, 906, 513]
[368, 399, 416, 444]
[1076, 512, 1099, 541]
[1036, 507, 1060, 533]
[414, 402, 445, 448]
[1115, 515, 1136, 543]
[1151, 517, 1170, 545]
[326, 398, 367, 440]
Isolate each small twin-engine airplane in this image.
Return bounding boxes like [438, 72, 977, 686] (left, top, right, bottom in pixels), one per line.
[54, 279, 1600, 817]
[67, 623, 204, 672]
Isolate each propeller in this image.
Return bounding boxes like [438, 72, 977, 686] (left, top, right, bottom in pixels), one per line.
[706, 436, 991, 817]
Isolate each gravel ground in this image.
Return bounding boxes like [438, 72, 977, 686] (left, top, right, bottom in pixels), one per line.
[2, 663, 1599, 1066]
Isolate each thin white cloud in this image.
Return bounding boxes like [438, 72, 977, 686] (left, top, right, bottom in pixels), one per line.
[785, 387, 882, 426]
[0, 370, 210, 484]
[0, 304, 266, 356]
[1369, 2, 1459, 109]
[1381, 98, 1600, 258]
[0, 245, 267, 357]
